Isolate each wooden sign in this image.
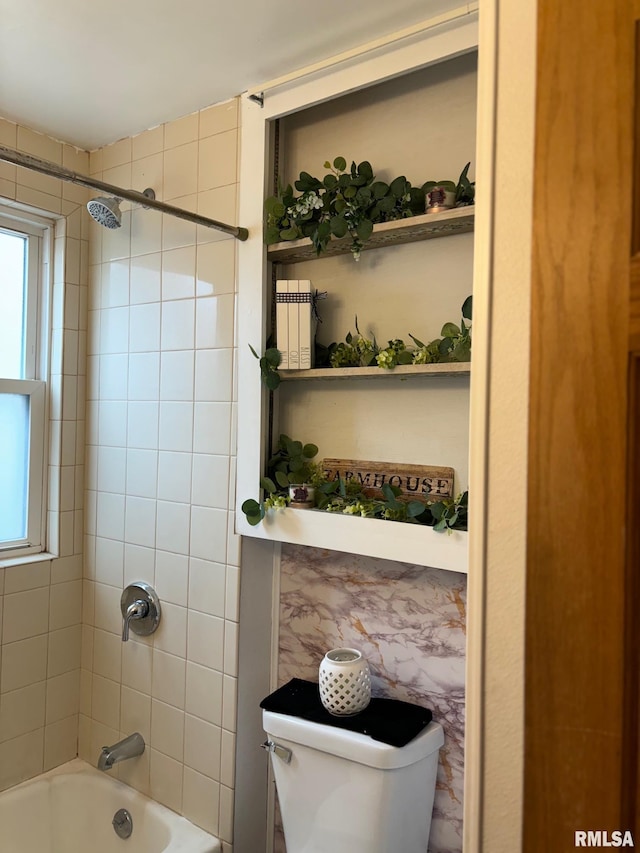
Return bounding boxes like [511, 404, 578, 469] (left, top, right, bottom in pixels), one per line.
[322, 458, 454, 502]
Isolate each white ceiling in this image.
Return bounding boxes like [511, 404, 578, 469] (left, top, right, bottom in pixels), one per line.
[0, 0, 456, 152]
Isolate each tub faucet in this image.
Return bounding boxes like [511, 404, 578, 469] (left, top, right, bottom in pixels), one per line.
[97, 732, 145, 771]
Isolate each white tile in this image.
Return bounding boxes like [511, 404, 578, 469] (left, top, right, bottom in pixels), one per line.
[157, 451, 192, 503]
[129, 303, 160, 352]
[162, 198, 197, 251]
[100, 306, 129, 353]
[124, 496, 157, 548]
[190, 506, 228, 563]
[49, 580, 82, 631]
[44, 715, 78, 771]
[93, 628, 122, 682]
[124, 543, 156, 588]
[131, 208, 163, 258]
[187, 558, 225, 617]
[194, 349, 232, 402]
[151, 650, 185, 709]
[91, 673, 120, 729]
[133, 126, 164, 160]
[221, 675, 237, 732]
[184, 714, 220, 779]
[162, 246, 196, 300]
[98, 401, 128, 447]
[96, 492, 125, 541]
[160, 350, 194, 401]
[101, 259, 129, 308]
[150, 748, 183, 813]
[195, 294, 234, 349]
[129, 252, 161, 303]
[46, 669, 80, 725]
[153, 601, 187, 658]
[0, 729, 44, 791]
[195, 240, 235, 298]
[225, 565, 239, 622]
[161, 299, 194, 351]
[186, 610, 223, 671]
[95, 536, 124, 587]
[102, 138, 131, 170]
[199, 99, 237, 138]
[191, 454, 229, 509]
[132, 152, 163, 197]
[47, 625, 82, 678]
[97, 445, 126, 493]
[219, 784, 234, 844]
[2, 588, 49, 644]
[198, 130, 238, 192]
[128, 352, 160, 401]
[151, 699, 184, 761]
[127, 401, 159, 449]
[156, 501, 190, 556]
[182, 766, 220, 836]
[121, 686, 151, 742]
[154, 551, 188, 606]
[94, 582, 122, 635]
[164, 113, 198, 149]
[185, 661, 222, 725]
[99, 353, 128, 401]
[220, 729, 235, 787]
[126, 449, 158, 498]
[4, 562, 50, 594]
[163, 142, 197, 200]
[1, 635, 48, 693]
[223, 620, 238, 677]
[0, 682, 46, 741]
[122, 639, 153, 695]
[193, 403, 231, 455]
[159, 402, 193, 453]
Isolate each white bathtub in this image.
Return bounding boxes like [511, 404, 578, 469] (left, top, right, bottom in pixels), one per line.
[0, 759, 221, 853]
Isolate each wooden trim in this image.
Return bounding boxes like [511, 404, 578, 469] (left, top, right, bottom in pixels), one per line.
[267, 207, 475, 264]
[630, 254, 640, 344]
[525, 0, 633, 848]
[622, 353, 640, 835]
[278, 362, 471, 381]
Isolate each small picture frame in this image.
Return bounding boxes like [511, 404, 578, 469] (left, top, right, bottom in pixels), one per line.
[288, 484, 315, 509]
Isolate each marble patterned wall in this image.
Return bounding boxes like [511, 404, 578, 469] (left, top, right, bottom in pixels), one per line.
[278, 543, 466, 853]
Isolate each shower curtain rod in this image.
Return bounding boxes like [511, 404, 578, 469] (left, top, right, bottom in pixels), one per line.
[0, 144, 248, 241]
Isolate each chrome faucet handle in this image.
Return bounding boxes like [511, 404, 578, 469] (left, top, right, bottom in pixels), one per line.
[120, 582, 161, 643]
[121, 599, 149, 642]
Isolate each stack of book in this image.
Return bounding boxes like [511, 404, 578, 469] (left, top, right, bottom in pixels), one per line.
[276, 280, 316, 370]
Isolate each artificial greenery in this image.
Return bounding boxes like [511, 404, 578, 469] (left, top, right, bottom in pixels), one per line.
[253, 297, 472, 386]
[241, 435, 321, 526]
[423, 162, 475, 207]
[265, 157, 473, 261]
[241, 433, 468, 533]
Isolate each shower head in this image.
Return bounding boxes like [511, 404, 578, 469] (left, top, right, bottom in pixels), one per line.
[87, 196, 121, 229]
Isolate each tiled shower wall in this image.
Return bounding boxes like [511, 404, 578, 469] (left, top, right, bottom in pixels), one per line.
[0, 119, 89, 790]
[278, 544, 466, 853]
[81, 99, 241, 850]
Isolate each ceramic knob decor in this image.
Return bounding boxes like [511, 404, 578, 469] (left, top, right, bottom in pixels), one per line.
[319, 648, 371, 716]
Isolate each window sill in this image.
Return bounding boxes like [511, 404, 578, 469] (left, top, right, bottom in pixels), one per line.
[0, 550, 57, 569]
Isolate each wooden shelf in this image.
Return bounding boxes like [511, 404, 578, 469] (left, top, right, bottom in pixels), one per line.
[279, 362, 471, 381]
[235, 506, 469, 573]
[267, 207, 475, 264]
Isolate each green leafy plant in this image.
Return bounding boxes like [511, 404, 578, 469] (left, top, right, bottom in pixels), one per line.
[430, 490, 469, 533]
[265, 156, 426, 261]
[241, 435, 321, 525]
[249, 344, 281, 390]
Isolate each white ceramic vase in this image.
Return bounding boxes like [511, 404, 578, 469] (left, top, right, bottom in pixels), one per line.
[319, 648, 371, 716]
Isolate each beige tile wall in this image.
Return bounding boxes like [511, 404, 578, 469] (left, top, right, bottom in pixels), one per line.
[82, 99, 240, 851]
[0, 117, 89, 790]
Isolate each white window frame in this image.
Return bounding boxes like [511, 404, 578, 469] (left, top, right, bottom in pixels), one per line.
[0, 208, 52, 561]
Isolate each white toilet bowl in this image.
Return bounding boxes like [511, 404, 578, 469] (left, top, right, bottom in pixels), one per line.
[263, 708, 444, 853]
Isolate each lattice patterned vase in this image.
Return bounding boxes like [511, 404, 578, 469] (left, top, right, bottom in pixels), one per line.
[319, 648, 371, 716]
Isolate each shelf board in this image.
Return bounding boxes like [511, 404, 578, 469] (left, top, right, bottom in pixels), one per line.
[267, 206, 475, 264]
[235, 507, 468, 573]
[279, 362, 471, 381]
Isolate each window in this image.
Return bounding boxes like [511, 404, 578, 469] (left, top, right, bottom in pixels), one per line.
[0, 210, 50, 560]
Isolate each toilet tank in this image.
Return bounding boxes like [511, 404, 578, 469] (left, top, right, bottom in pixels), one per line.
[263, 709, 444, 853]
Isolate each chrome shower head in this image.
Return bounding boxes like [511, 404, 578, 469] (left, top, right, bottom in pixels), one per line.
[87, 196, 122, 229]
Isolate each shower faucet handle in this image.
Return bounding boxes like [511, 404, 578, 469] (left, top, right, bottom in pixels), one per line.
[120, 582, 161, 643]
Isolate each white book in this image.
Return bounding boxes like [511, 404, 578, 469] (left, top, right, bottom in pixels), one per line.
[298, 279, 313, 369]
[276, 280, 290, 370]
[288, 280, 300, 369]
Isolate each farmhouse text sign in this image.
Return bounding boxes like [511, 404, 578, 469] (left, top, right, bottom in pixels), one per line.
[323, 458, 454, 502]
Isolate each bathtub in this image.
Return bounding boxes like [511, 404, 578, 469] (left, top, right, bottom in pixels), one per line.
[0, 759, 221, 852]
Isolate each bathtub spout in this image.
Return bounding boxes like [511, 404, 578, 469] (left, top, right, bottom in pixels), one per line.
[97, 732, 145, 771]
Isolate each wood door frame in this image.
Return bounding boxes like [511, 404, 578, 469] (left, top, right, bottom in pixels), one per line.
[524, 1, 634, 848]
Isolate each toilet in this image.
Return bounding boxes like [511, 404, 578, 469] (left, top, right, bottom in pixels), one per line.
[262, 709, 444, 853]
